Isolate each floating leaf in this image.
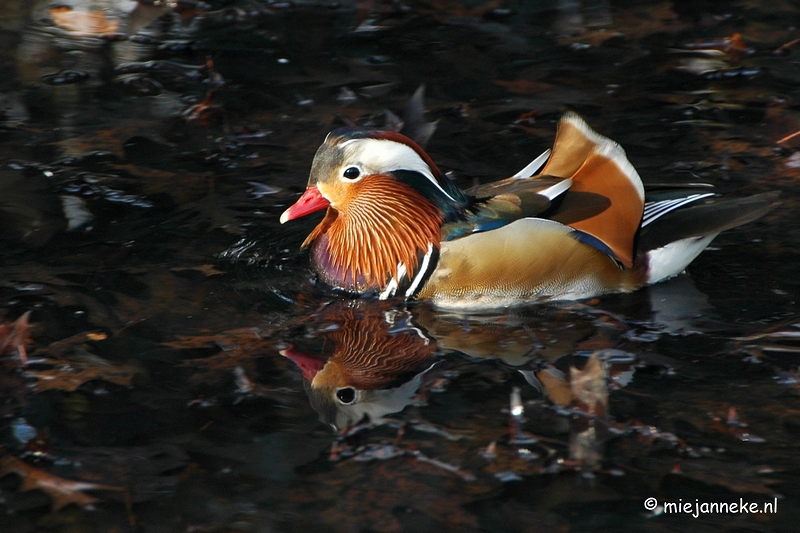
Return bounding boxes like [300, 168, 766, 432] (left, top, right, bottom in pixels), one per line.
[0, 312, 31, 359]
[0, 456, 121, 510]
[26, 356, 140, 393]
[49, 6, 120, 36]
[171, 265, 225, 277]
[570, 352, 608, 417]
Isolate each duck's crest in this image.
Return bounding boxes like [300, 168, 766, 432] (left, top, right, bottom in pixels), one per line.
[327, 127, 472, 219]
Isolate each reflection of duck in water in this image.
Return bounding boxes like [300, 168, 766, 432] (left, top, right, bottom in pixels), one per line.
[281, 302, 439, 431]
[414, 304, 595, 366]
[282, 296, 666, 436]
[282, 298, 627, 426]
[281, 300, 600, 430]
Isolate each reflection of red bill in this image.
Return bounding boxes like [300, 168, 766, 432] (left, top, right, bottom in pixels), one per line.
[280, 345, 326, 381]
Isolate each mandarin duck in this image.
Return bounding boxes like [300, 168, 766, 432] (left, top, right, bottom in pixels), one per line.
[280, 112, 777, 309]
[280, 302, 438, 430]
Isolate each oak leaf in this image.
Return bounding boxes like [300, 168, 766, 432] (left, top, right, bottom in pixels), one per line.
[0, 456, 121, 510]
[27, 355, 139, 393]
[50, 6, 120, 36]
[0, 312, 31, 362]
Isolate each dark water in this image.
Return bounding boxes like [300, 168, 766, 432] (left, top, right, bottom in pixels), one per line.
[0, 0, 799, 531]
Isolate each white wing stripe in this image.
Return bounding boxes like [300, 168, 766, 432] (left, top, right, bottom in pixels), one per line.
[511, 149, 551, 180]
[538, 178, 572, 201]
[642, 193, 714, 227]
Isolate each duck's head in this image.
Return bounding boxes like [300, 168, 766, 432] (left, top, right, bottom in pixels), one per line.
[280, 127, 469, 223]
[279, 128, 472, 293]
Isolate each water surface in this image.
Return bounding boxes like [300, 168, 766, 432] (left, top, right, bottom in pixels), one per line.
[0, 0, 798, 531]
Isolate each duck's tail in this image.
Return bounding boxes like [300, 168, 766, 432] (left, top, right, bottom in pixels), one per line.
[636, 190, 779, 284]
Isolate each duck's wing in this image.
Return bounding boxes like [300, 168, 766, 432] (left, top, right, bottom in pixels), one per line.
[449, 113, 646, 268]
[444, 174, 572, 240]
[467, 148, 552, 197]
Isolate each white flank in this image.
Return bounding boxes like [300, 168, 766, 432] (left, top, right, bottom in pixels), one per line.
[341, 138, 459, 202]
[646, 234, 717, 284]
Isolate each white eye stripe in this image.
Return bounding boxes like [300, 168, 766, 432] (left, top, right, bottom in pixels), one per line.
[341, 138, 458, 202]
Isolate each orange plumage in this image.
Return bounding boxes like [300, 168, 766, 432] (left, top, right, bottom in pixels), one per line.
[305, 175, 442, 292]
[280, 113, 778, 309]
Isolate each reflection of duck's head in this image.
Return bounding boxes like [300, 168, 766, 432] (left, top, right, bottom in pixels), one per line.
[282, 305, 438, 430]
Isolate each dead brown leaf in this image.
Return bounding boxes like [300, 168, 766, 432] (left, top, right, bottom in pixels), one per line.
[0, 311, 31, 362]
[168, 327, 276, 384]
[570, 352, 608, 417]
[45, 331, 108, 357]
[166, 327, 273, 352]
[27, 358, 139, 393]
[50, 6, 120, 36]
[171, 265, 225, 277]
[536, 368, 571, 407]
[0, 456, 121, 510]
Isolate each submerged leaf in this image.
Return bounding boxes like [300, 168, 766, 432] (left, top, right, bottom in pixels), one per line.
[0, 312, 31, 361]
[170, 265, 225, 277]
[0, 456, 121, 510]
[27, 357, 139, 393]
[49, 6, 120, 36]
[569, 352, 608, 417]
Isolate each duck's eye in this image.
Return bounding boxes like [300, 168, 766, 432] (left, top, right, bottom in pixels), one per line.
[343, 167, 361, 180]
[335, 387, 356, 404]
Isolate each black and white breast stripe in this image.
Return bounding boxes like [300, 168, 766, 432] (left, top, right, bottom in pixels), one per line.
[379, 243, 437, 300]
